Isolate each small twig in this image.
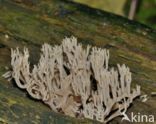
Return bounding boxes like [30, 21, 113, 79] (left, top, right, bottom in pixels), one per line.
[151, 92, 156, 97]
[128, 0, 138, 20]
[140, 94, 148, 102]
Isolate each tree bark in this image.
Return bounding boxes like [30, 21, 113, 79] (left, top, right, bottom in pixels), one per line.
[0, 0, 156, 124]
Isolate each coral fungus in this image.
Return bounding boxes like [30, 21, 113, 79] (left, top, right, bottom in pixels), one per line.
[3, 37, 140, 123]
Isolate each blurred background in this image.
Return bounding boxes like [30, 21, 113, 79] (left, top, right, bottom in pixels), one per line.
[74, 0, 156, 29]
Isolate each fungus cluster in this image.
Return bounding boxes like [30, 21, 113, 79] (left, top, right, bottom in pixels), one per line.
[3, 37, 140, 123]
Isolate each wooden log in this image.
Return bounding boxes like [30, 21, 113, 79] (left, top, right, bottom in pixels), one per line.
[0, 0, 156, 123]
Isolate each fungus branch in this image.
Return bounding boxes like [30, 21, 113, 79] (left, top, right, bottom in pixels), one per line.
[3, 36, 140, 123]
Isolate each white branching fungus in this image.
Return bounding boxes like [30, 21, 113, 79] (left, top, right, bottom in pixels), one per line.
[3, 36, 140, 123]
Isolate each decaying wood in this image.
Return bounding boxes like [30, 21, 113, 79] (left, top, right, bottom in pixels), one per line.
[0, 0, 156, 124]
